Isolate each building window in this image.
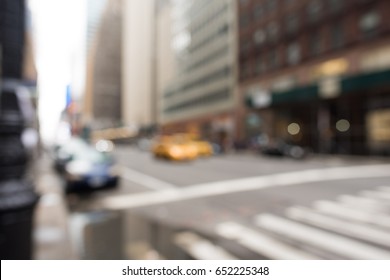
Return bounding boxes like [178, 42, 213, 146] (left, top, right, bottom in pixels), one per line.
[309, 32, 322, 56]
[265, 0, 277, 13]
[267, 22, 279, 42]
[241, 62, 252, 79]
[329, 0, 344, 13]
[253, 29, 266, 46]
[268, 49, 279, 70]
[240, 0, 250, 6]
[331, 22, 344, 49]
[241, 39, 252, 54]
[240, 13, 251, 28]
[285, 14, 299, 35]
[359, 10, 381, 38]
[255, 56, 266, 74]
[307, 0, 322, 23]
[253, 3, 262, 20]
[287, 42, 300, 65]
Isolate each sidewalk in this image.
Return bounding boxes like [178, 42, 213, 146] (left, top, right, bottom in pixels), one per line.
[32, 153, 76, 259]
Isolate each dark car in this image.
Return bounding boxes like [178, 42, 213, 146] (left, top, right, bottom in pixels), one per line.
[54, 137, 120, 193]
[260, 138, 308, 159]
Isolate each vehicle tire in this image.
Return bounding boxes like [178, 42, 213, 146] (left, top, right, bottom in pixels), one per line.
[64, 181, 75, 195]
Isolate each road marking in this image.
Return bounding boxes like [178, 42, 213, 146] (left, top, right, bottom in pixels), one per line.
[361, 190, 390, 201]
[120, 166, 177, 191]
[39, 193, 62, 207]
[254, 214, 390, 259]
[338, 195, 390, 212]
[34, 227, 65, 244]
[215, 222, 318, 259]
[100, 164, 390, 210]
[314, 200, 390, 229]
[173, 231, 237, 260]
[286, 206, 390, 247]
[377, 186, 390, 193]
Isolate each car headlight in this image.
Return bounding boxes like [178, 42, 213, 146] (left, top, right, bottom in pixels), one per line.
[65, 160, 93, 175]
[95, 139, 114, 152]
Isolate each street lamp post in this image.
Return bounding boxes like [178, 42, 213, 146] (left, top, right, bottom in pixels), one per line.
[0, 83, 39, 259]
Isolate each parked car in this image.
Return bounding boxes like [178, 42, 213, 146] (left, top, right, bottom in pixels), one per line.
[53, 137, 120, 193]
[259, 138, 308, 159]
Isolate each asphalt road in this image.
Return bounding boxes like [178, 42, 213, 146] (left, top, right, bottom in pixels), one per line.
[67, 145, 390, 260]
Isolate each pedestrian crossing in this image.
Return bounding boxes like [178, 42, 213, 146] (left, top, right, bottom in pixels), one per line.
[175, 186, 390, 259]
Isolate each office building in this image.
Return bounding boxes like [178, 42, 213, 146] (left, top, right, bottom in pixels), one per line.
[161, 0, 238, 148]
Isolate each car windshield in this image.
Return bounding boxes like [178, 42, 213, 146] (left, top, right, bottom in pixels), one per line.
[61, 138, 109, 163]
[74, 146, 106, 162]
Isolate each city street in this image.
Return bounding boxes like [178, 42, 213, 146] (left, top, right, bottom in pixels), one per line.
[3, 0, 390, 264]
[54, 145, 390, 260]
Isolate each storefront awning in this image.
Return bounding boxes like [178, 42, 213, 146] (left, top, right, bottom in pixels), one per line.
[245, 68, 390, 108]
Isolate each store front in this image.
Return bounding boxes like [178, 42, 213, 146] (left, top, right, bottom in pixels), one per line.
[245, 69, 390, 155]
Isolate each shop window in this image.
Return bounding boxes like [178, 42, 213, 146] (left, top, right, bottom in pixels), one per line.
[287, 42, 301, 65]
[359, 10, 381, 39]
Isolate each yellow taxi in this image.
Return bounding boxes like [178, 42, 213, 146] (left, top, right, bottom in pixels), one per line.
[152, 133, 213, 161]
[152, 134, 198, 161]
[189, 138, 213, 157]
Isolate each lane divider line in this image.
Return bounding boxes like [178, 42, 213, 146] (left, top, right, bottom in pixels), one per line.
[99, 164, 390, 210]
[120, 166, 177, 191]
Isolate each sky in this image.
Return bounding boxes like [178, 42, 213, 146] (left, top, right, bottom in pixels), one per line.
[28, 0, 86, 144]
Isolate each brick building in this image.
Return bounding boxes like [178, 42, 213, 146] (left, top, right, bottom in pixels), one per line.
[238, 0, 390, 155]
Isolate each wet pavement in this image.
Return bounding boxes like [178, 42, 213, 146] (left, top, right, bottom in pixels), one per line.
[33, 154, 75, 259]
[32, 146, 390, 260]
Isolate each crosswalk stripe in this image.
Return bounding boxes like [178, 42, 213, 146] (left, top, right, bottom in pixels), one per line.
[314, 200, 390, 229]
[215, 222, 318, 260]
[377, 186, 390, 193]
[254, 214, 390, 259]
[338, 195, 390, 213]
[173, 232, 237, 260]
[361, 190, 390, 201]
[101, 164, 390, 210]
[286, 206, 390, 247]
[120, 166, 177, 191]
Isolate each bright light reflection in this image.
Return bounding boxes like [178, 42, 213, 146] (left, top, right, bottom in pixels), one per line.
[336, 119, 350, 132]
[288, 123, 301, 135]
